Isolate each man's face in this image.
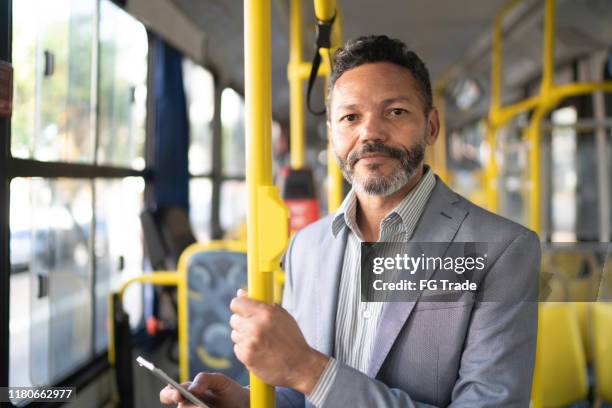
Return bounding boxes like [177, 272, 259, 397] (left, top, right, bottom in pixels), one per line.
[328, 62, 438, 197]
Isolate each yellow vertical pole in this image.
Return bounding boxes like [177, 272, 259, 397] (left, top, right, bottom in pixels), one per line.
[326, 73, 343, 212]
[177, 273, 189, 382]
[541, 0, 555, 97]
[485, 4, 505, 213]
[289, 0, 305, 169]
[526, 108, 545, 235]
[245, 0, 289, 406]
[314, 0, 336, 21]
[485, 0, 525, 213]
[484, 124, 499, 212]
[530, 3, 555, 407]
[314, 0, 344, 212]
[529, 0, 556, 236]
[430, 89, 449, 183]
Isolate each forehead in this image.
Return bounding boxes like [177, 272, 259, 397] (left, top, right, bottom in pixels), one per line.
[330, 62, 423, 109]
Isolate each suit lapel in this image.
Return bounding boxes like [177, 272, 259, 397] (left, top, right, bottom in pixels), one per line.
[316, 225, 348, 355]
[367, 180, 469, 378]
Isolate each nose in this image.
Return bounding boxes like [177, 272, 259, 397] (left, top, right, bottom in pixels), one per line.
[358, 113, 388, 144]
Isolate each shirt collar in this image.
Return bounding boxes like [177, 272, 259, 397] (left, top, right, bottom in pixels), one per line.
[331, 166, 436, 239]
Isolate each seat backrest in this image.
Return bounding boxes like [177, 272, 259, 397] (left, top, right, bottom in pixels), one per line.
[140, 206, 197, 270]
[186, 249, 248, 384]
[573, 302, 593, 363]
[593, 303, 612, 403]
[540, 303, 589, 407]
[160, 207, 197, 262]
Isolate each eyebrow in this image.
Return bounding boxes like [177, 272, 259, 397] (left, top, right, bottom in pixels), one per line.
[335, 96, 414, 112]
[381, 96, 414, 105]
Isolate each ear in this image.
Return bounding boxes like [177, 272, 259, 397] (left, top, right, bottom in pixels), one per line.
[425, 108, 440, 146]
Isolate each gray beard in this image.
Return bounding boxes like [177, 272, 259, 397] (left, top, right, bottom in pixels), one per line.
[351, 162, 414, 197]
[336, 140, 425, 197]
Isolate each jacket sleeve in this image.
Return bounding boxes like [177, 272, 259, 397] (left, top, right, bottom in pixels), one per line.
[274, 232, 307, 408]
[319, 230, 540, 408]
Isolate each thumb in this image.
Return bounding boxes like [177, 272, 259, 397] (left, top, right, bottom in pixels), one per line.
[188, 372, 233, 396]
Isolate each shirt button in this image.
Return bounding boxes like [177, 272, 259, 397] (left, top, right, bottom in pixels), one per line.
[363, 310, 371, 319]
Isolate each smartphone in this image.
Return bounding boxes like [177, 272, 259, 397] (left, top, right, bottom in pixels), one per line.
[136, 356, 210, 408]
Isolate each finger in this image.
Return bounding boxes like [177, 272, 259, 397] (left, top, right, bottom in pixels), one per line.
[188, 372, 230, 395]
[229, 313, 260, 336]
[229, 295, 267, 316]
[230, 328, 246, 344]
[160, 383, 188, 404]
[237, 288, 248, 297]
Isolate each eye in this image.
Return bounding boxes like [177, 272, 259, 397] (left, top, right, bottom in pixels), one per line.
[389, 108, 408, 116]
[341, 113, 358, 122]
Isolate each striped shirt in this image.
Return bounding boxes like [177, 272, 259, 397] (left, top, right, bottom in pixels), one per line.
[307, 167, 436, 407]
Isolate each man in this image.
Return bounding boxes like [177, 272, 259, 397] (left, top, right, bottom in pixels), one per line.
[161, 35, 540, 407]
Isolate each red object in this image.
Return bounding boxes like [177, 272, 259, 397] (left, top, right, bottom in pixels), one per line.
[285, 198, 319, 232]
[146, 316, 162, 336]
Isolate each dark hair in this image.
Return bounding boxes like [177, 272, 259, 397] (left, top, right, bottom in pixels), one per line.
[329, 35, 433, 114]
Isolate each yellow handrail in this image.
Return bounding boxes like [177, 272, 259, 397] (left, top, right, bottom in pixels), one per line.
[107, 240, 247, 382]
[289, 0, 305, 169]
[245, 0, 290, 406]
[287, 0, 344, 212]
[107, 271, 179, 366]
[485, 1, 612, 406]
[486, 0, 612, 228]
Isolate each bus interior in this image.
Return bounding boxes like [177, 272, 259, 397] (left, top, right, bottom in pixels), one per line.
[1, 0, 612, 407]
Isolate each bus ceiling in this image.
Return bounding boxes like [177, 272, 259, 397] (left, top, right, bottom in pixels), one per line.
[128, 0, 612, 136]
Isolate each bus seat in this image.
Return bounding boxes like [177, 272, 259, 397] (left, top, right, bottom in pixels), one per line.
[141, 206, 197, 332]
[187, 246, 248, 384]
[541, 250, 601, 302]
[573, 302, 593, 363]
[141, 206, 197, 270]
[540, 303, 589, 407]
[593, 303, 612, 404]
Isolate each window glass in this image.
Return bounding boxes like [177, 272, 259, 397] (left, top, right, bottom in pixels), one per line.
[189, 178, 213, 242]
[11, 0, 96, 162]
[10, 178, 93, 390]
[497, 119, 528, 225]
[220, 181, 247, 234]
[183, 59, 214, 176]
[94, 178, 145, 352]
[97, 0, 148, 169]
[550, 106, 578, 242]
[221, 88, 246, 177]
[9, 179, 33, 392]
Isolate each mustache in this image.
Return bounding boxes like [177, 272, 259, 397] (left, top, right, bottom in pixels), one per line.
[346, 141, 407, 169]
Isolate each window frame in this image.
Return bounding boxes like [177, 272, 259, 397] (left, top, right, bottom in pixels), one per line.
[0, 0, 150, 404]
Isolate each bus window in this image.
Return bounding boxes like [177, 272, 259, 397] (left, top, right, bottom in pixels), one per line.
[497, 117, 529, 226]
[221, 88, 246, 178]
[94, 177, 145, 353]
[97, 0, 148, 169]
[10, 178, 93, 387]
[183, 58, 214, 176]
[11, 0, 96, 162]
[550, 106, 578, 242]
[220, 180, 247, 236]
[183, 59, 215, 241]
[189, 178, 213, 242]
[9, 179, 34, 390]
[8, 0, 148, 400]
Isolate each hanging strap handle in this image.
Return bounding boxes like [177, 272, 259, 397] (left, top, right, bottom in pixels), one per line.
[306, 13, 336, 116]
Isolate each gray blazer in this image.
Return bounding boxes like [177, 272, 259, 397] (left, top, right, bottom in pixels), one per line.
[276, 178, 540, 408]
